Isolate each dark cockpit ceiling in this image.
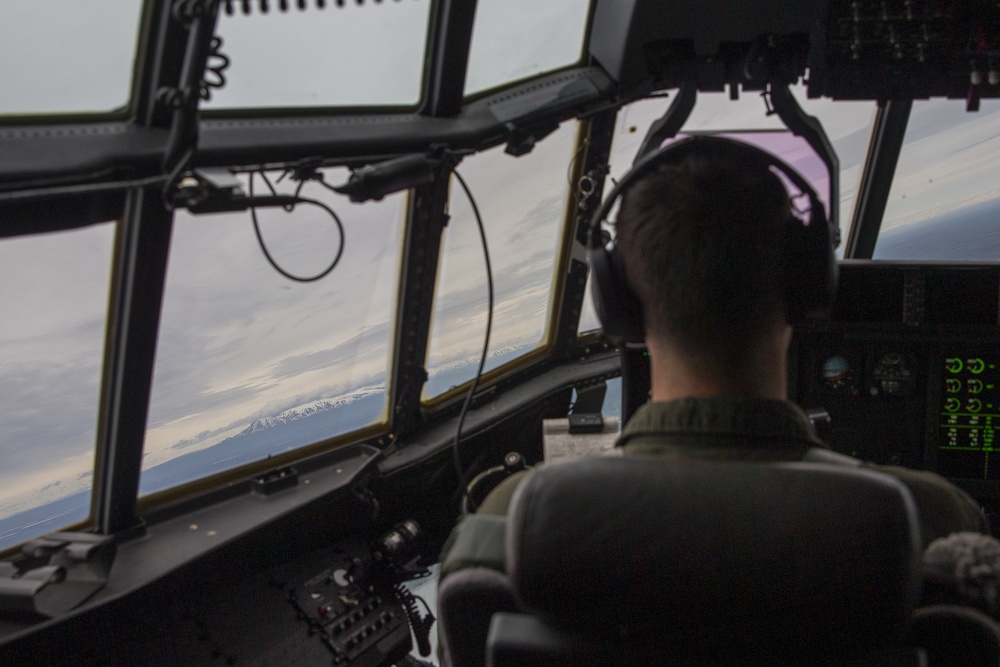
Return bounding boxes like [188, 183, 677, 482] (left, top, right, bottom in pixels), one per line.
[2, 0, 1000, 664]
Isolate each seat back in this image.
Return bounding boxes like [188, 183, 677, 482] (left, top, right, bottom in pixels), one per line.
[907, 604, 1000, 666]
[497, 457, 924, 664]
[437, 514, 518, 667]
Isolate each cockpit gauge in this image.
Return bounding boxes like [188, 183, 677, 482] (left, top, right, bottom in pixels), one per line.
[870, 352, 915, 397]
[967, 358, 987, 375]
[945, 357, 964, 374]
[819, 355, 856, 394]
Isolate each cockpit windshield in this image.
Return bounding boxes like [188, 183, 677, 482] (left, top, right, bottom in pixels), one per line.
[0, 0, 144, 116]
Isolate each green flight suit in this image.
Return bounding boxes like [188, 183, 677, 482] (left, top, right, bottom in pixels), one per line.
[474, 396, 987, 548]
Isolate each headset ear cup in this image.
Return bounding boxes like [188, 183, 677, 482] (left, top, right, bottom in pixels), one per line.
[784, 206, 838, 325]
[589, 243, 645, 343]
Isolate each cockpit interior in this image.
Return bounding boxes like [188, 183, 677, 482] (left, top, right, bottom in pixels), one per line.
[2, 0, 1000, 664]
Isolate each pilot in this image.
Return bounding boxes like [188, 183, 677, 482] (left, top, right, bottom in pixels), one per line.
[472, 136, 987, 546]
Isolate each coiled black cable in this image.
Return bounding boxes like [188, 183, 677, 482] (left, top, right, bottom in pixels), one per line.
[223, 0, 408, 14]
[248, 171, 345, 282]
[392, 582, 435, 657]
[200, 36, 231, 102]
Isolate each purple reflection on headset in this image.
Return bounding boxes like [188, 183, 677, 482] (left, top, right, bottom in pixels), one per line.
[661, 131, 832, 223]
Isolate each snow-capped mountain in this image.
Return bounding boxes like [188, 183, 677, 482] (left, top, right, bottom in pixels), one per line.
[238, 384, 385, 437]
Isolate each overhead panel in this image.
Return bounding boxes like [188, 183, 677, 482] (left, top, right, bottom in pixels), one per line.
[588, 0, 822, 95]
[812, 1, 1000, 102]
[588, 0, 1000, 104]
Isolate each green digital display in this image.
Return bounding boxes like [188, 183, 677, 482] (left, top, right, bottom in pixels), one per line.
[937, 356, 1000, 480]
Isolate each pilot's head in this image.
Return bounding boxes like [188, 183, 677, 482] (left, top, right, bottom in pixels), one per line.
[615, 139, 793, 377]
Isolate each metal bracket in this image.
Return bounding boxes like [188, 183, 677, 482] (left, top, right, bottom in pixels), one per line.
[253, 466, 300, 496]
[766, 82, 842, 248]
[633, 80, 697, 163]
[504, 121, 560, 157]
[0, 532, 115, 617]
[160, 0, 224, 199]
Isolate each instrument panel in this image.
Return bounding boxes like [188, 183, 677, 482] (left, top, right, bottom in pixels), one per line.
[793, 262, 1000, 507]
[937, 354, 1000, 480]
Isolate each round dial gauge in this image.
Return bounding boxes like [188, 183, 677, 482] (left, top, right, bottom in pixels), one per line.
[871, 352, 914, 396]
[820, 355, 853, 393]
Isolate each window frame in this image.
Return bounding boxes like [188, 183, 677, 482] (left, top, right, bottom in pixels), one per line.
[421, 121, 590, 410]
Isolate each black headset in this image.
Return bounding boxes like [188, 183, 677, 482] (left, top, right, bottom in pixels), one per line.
[588, 135, 838, 344]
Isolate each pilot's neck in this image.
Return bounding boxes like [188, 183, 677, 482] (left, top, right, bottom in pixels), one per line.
[646, 328, 792, 403]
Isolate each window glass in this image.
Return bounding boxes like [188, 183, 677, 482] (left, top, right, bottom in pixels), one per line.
[206, 1, 432, 109]
[578, 273, 600, 333]
[605, 90, 874, 249]
[0, 223, 116, 550]
[579, 88, 876, 334]
[464, 0, 591, 96]
[423, 122, 579, 399]
[0, 0, 143, 116]
[142, 171, 403, 496]
[873, 100, 1000, 260]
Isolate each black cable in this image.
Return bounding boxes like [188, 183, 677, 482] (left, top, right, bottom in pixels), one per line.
[0, 175, 170, 204]
[161, 146, 198, 211]
[450, 169, 495, 509]
[314, 177, 343, 195]
[248, 171, 345, 282]
[199, 36, 231, 102]
[393, 582, 435, 657]
[259, 169, 308, 210]
[223, 0, 401, 14]
[413, 592, 433, 615]
[567, 136, 589, 188]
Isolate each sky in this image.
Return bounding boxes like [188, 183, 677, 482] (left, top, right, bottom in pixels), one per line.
[3, 0, 1000, 525]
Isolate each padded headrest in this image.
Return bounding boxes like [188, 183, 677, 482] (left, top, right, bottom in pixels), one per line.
[506, 457, 922, 656]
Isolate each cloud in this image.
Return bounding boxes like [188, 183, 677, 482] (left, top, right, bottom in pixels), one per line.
[465, 0, 591, 94]
[0, 355, 100, 478]
[206, 1, 430, 109]
[139, 182, 405, 456]
[266, 320, 392, 382]
[0, 1, 141, 114]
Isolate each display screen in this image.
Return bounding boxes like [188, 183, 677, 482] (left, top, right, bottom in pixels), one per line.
[937, 355, 1000, 480]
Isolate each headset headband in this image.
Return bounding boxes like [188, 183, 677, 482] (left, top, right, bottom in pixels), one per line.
[587, 134, 838, 343]
[588, 135, 826, 250]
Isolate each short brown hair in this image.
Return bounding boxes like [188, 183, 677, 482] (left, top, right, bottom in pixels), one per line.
[615, 141, 791, 370]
